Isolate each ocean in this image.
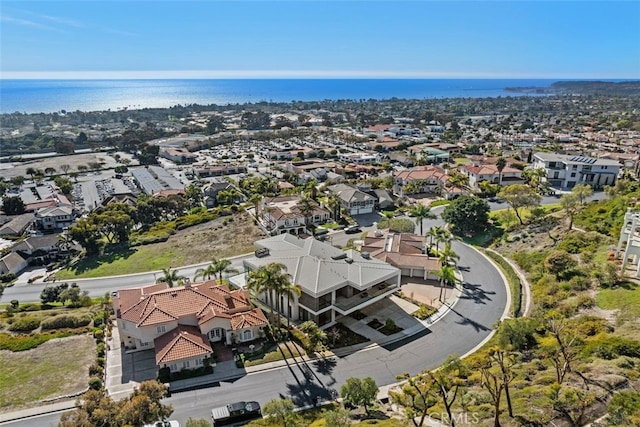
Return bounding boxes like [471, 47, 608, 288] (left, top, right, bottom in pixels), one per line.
[0, 78, 557, 114]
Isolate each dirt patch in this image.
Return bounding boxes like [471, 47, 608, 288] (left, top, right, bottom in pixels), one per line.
[0, 334, 95, 413]
[151, 211, 267, 263]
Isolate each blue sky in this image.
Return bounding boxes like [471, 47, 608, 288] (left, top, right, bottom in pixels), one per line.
[1, 1, 639, 79]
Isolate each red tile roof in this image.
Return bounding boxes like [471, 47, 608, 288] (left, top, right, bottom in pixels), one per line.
[117, 281, 256, 327]
[230, 309, 269, 330]
[154, 325, 212, 364]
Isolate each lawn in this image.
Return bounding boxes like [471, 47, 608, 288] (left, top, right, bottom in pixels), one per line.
[56, 245, 182, 279]
[56, 212, 265, 279]
[596, 282, 640, 339]
[0, 334, 95, 412]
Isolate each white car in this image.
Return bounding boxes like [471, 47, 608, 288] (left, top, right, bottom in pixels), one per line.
[143, 421, 180, 427]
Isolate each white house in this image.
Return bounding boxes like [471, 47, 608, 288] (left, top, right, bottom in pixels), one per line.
[234, 234, 401, 329]
[327, 184, 376, 215]
[34, 205, 74, 232]
[532, 153, 620, 190]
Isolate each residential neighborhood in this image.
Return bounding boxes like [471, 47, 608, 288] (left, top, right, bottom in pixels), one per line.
[1, 90, 640, 427]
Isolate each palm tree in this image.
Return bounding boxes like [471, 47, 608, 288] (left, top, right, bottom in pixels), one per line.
[434, 227, 455, 254]
[249, 194, 262, 219]
[438, 242, 460, 267]
[156, 267, 186, 288]
[427, 226, 440, 254]
[246, 263, 291, 326]
[194, 264, 217, 281]
[437, 265, 457, 302]
[278, 281, 301, 327]
[211, 257, 239, 282]
[327, 193, 341, 222]
[298, 196, 315, 232]
[409, 204, 436, 236]
[496, 157, 507, 186]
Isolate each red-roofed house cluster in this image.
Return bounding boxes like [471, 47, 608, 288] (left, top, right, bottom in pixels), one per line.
[113, 280, 268, 373]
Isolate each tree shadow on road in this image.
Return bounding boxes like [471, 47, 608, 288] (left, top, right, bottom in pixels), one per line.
[458, 281, 495, 305]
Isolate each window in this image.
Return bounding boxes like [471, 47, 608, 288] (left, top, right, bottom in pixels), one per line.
[140, 341, 149, 347]
[243, 330, 252, 341]
[570, 173, 576, 178]
[170, 364, 177, 372]
[572, 165, 577, 170]
[183, 360, 190, 369]
[157, 325, 166, 334]
[553, 171, 559, 179]
[196, 358, 203, 366]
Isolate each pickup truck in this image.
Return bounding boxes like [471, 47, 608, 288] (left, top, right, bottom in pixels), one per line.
[211, 401, 262, 426]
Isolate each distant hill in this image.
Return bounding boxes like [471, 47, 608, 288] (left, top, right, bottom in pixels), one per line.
[506, 80, 640, 96]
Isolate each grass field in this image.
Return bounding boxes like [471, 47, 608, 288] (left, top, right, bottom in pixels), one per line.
[56, 212, 265, 279]
[596, 282, 640, 339]
[0, 334, 95, 412]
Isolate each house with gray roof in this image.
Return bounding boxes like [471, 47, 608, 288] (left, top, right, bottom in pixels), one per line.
[0, 213, 35, 238]
[235, 234, 401, 329]
[0, 252, 28, 277]
[327, 184, 376, 216]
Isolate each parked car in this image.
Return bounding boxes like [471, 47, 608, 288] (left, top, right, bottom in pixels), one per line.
[344, 225, 362, 234]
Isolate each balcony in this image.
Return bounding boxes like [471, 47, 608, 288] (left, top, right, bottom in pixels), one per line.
[334, 283, 398, 315]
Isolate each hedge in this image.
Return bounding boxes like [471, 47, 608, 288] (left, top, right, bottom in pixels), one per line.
[41, 314, 92, 330]
[0, 329, 88, 352]
[8, 316, 41, 332]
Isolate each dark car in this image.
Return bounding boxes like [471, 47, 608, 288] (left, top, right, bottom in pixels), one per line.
[344, 225, 362, 234]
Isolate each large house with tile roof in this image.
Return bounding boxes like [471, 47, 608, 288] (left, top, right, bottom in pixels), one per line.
[233, 234, 401, 329]
[257, 195, 330, 235]
[113, 281, 267, 372]
[361, 231, 440, 280]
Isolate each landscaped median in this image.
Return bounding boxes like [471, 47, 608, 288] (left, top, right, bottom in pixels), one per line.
[483, 249, 523, 317]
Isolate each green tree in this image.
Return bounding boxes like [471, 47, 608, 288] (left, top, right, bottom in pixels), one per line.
[441, 195, 490, 236]
[44, 167, 56, 177]
[156, 267, 186, 288]
[560, 193, 580, 230]
[69, 218, 103, 256]
[426, 356, 466, 427]
[438, 242, 459, 267]
[437, 265, 456, 302]
[544, 250, 577, 280]
[392, 371, 439, 427]
[340, 376, 378, 415]
[572, 183, 593, 205]
[10, 175, 25, 186]
[53, 176, 73, 195]
[60, 164, 71, 174]
[409, 203, 436, 236]
[498, 184, 542, 225]
[2, 196, 26, 215]
[185, 183, 203, 209]
[262, 398, 297, 427]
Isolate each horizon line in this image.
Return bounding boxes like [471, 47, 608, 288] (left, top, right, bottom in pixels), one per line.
[1, 70, 638, 80]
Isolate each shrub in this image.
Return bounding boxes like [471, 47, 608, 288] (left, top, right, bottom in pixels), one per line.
[96, 357, 105, 367]
[97, 342, 105, 357]
[88, 363, 103, 376]
[413, 304, 438, 320]
[0, 330, 85, 351]
[88, 376, 103, 390]
[8, 316, 41, 332]
[93, 328, 104, 341]
[41, 314, 91, 330]
[585, 335, 640, 360]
